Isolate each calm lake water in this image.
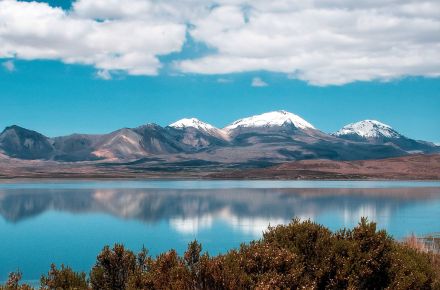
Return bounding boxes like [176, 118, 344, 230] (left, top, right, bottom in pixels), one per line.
[1, 180, 440, 284]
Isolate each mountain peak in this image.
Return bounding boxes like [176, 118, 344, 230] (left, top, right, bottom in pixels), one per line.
[2, 125, 25, 133]
[334, 120, 401, 139]
[224, 110, 315, 130]
[169, 118, 217, 132]
[1, 125, 48, 138]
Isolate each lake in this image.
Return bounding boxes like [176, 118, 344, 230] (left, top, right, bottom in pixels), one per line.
[1, 180, 440, 285]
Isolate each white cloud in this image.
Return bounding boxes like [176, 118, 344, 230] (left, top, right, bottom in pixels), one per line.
[0, 0, 440, 85]
[2, 60, 15, 72]
[0, 0, 186, 76]
[251, 77, 268, 87]
[176, 0, 440, 85]
[96, 69, 112, 80]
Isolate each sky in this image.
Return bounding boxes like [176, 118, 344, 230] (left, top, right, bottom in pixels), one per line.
[0, 0, 439, 142]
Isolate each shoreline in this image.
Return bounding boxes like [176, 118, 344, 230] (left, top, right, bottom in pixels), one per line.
[1, 174, 440, 182]
[1, 176, 440, 181]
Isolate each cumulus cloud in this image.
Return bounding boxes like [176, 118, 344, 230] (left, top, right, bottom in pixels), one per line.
[0, 0, 440, 85]
[2, 60, 15, 72]
[0, 0, 186, 76]
[176, 0, 440, 85]
[251, 77, 268, 87]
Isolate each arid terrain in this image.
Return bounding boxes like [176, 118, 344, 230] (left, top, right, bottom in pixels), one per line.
[0, 153, 439, 180]
[210, 154, 440, 180]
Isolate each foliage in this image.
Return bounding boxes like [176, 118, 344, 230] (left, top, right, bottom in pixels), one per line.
[90, 244, 136, 290]
[0, 272, 33, 290]
[40, 264, 88, 290]
[1, 218, 439, 289]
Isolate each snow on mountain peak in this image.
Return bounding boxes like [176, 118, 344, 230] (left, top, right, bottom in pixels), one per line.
[224, 110, 315, 130]
[169, 118, 216, 131]
[334, 120, 401, 138]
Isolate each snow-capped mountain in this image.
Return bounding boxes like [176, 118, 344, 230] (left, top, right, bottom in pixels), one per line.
[333, 120, 401, 139]
[0, 112, 437, 163]
[225, 110, 315, 131]
[167, 118, 228, 149]
[223, 110, 321, 146]
[169, 118, 227, 137]
[170, 118, 216, 131]
[333, 120, 438, 153]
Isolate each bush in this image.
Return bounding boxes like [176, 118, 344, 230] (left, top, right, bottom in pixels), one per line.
[388, 245, 437, 290]
[262, 218, 333, 287]
[40, 264, 88, 290]
[0, 272, 33, 290]
[90, 244, 136, 290]
[1, 218, 439, 289]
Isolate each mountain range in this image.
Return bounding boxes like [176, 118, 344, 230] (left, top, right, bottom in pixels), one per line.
[0, 110, 438, 168]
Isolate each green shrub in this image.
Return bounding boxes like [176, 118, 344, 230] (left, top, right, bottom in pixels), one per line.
[2, 218, 439, 289]
[388, 245, 436, 290]
[262, 218, 334, 287]
[337, 218, 394, 289]
[90, 244, 136, 290]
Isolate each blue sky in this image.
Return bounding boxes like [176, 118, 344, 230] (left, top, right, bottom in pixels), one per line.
[0, 0, 439, 142]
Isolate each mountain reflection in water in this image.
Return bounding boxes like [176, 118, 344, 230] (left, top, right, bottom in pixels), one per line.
[1, 187, 439, 236]
[1, 186, 440, 284]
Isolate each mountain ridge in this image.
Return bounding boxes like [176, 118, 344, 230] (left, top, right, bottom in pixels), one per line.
[0, 111, 438, 164]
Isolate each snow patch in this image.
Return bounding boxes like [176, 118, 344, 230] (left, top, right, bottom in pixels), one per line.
[224, 110, 315, 130]
[334, 120, 401, 138]
[169, 118, 216, 131]
[169, 118, 229, 140]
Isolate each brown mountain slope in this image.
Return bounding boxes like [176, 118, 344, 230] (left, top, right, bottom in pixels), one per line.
[209, 154, 440, 180]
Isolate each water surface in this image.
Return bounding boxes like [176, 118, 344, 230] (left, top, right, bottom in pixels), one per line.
[1, 180, 439, 284]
